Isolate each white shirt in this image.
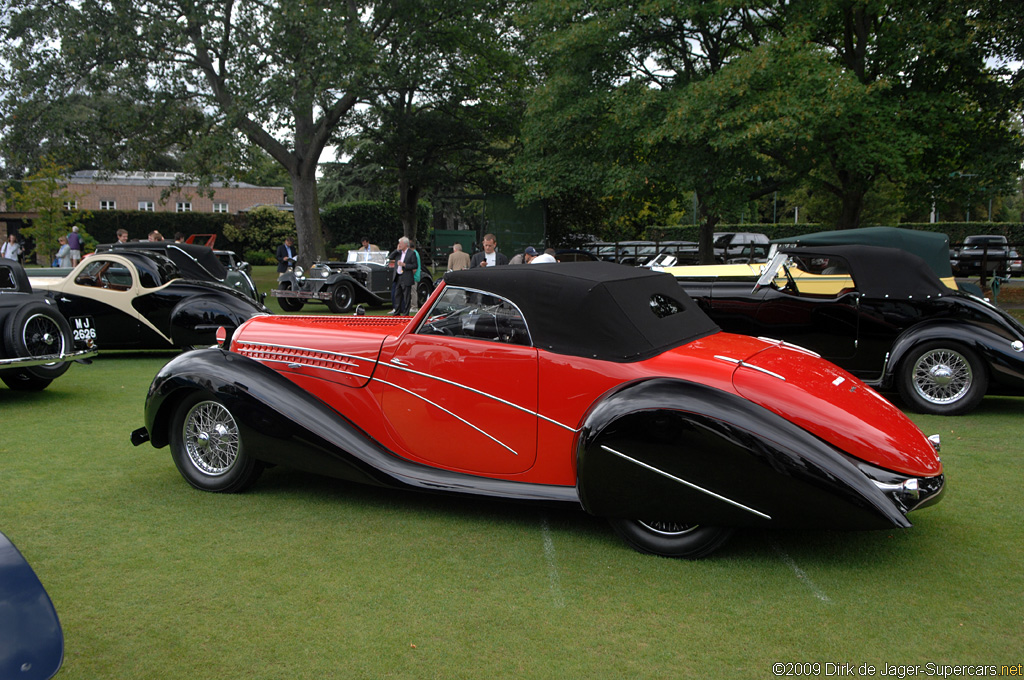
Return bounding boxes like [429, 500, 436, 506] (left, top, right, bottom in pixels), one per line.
[530, 253, 556, 264]
[485, 252, 497, 267]
[1, 241, 21, 260]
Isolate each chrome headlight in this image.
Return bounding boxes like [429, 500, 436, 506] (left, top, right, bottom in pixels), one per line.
[1012, 340, 1023, 353]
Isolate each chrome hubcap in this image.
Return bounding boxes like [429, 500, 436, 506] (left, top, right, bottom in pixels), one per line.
[912, 348, 972, 404]
[183, 401, 240, 475]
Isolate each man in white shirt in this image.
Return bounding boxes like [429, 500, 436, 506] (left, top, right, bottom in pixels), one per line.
[470, 234, 508, 268]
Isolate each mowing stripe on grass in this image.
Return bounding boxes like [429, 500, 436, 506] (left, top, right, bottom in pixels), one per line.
[540, 515, 566, 608]
[770, 539, 832, 604]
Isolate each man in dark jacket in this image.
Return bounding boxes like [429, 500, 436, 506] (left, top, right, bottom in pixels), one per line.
[390, 237, 419, 315]
[276, 237, 296, 279]
[470, 233, 508, 268]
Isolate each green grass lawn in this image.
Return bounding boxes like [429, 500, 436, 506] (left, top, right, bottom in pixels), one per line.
[2, 352, 1022, 679]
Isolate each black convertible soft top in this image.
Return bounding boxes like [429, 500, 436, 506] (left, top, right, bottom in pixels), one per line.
[443, 261, 720, 362]
[780, 244, 951, 299]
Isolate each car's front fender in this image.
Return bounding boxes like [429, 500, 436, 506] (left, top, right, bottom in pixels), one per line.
[576, 378, 915, 530]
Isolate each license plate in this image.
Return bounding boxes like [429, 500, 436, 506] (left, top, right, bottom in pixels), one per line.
[70, 316, 97, 346]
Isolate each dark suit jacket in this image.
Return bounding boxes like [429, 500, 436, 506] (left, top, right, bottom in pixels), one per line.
[470, 251, 508, 268]
[393, 248, 419, 285]
[276, 243, 296, 273]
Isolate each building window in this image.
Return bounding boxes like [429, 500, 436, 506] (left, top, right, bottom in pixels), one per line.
[63, 200, 78, 210]
[176, 202, 192, 212]
[212, 202, 229, 213]
[100, 200, 117, 210]
[138, 201, 154, 212]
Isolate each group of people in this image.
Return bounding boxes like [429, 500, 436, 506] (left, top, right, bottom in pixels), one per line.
[274, 232, 557, 317]
[446, 233, 557, 271]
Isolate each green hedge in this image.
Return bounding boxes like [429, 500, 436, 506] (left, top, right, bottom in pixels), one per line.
[644, 222, 1024, 244]
[320, 201, 431, 251]
[73, 210, 248, 250]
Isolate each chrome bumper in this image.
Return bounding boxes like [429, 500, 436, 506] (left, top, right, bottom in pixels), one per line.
[0, 347, 98, 369]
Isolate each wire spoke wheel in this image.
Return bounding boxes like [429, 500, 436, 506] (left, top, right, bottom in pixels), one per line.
[22, 312, 66, 359]
[636, 520, 701, 536]
[182, 400, 241, 475]
[911, 348, 972, 405]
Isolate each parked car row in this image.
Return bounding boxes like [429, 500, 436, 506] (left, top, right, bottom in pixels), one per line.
[585, 233, 770, 267]
[950, 234, 1022, 277]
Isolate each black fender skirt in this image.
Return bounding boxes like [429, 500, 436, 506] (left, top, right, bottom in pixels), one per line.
[576, 379, 913, 530]
[141, 348, 579, 505]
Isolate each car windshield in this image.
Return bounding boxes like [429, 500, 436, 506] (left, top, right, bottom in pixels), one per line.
[418, 286, 531, 346]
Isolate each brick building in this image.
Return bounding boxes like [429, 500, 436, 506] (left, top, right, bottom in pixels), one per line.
[63, 171, 288, 214]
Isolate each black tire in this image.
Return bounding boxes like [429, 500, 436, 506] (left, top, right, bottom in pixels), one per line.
[326, 281, 355, 313]
[417, 278, 433, 303]
[896, 340, 988, 415]
[1, 372, 53, 391]
[168, 392, 265, 493]
[609, 519, 734, 559]
[3, 302, 73, 381]
[276, 281, 305, 312]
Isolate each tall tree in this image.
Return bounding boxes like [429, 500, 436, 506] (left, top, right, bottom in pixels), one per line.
[514, 0, 784, 261]
[1, 0, 454, 265]
[334, 0, 527, 242]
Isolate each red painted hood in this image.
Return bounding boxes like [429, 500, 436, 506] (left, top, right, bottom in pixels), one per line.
[230, 314, 410, 387]
[722, 339, 940, 476]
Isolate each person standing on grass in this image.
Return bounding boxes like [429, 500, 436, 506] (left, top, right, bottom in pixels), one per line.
[1, 234, 21, 262]
[67, 226, 83, 265]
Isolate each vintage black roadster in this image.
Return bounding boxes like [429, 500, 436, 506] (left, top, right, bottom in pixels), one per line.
[272, 250, 434, 313]
[1, 260, 96, 391]
[669, 244, 1024, 415]
[133, 263, 943, 558]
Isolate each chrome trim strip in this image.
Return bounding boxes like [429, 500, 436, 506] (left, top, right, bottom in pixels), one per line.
[756, 336, 821, 358]
[600, 445, 772, 520]
[374, 376, 519, 456]
[238, 340, 579, 432]
[713, 355, 786, 381]
[383, 360, 578, 432]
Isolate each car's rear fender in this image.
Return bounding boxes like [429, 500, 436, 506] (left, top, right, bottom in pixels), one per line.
[576, 378, 917, 530]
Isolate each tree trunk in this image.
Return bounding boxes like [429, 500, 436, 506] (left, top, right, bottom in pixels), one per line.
[290, 168, 325, 267]
[834, 172, 869, 230]
[398, 175, 421, 243]
[697, 194, 720, 264]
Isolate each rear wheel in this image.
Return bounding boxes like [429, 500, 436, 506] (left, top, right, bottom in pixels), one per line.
[0, 372, 52, 391]
[609, 519, 733, 559]
[3, 302, 73, 382]
[168, 393, 264, 493]
[417, 278, 433, 303]
[276, 281, 305, 312]
[897, 341, 987, 415]
[326, 281, 354, 313]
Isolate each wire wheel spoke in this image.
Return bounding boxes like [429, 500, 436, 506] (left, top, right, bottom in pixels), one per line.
[183, 401, 240, 475]
[24, 314, 63, 357]
[913, 349, 971, 404]
[638, 520, 700, 536]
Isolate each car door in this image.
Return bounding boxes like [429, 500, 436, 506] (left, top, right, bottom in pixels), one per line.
[52, 256, 143, 348]
[379, 287, 538, 475]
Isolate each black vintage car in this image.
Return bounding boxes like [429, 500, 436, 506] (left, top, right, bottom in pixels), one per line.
[94, 241, 261, 301]
[1, 260, 96, 391]
[670, 244, 1024, 415]
[30, 250, 268, 350]
[272, 250, 434, 313]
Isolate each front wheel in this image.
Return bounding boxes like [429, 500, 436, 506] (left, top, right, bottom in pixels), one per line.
[608, 519, 733, 559]
[897, 341, 987, 415]
[326, 281, 354, 313]
[168, 393, 264, 493]
[276, 281, 305, 312]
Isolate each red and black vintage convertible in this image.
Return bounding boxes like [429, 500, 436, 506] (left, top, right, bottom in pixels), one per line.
[132, 263, 944, 558]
